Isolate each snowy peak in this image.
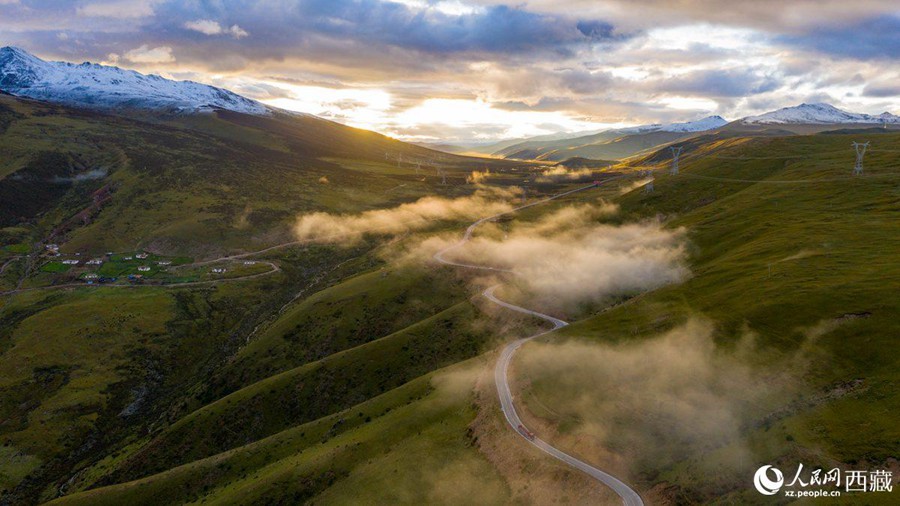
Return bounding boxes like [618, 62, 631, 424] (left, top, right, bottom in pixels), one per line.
[743, 103, 900, 125]
[616, 115, 728, 135]
[0, 46, 267, 115]
[661, 115, 728, 132]
[0, 46, 44, 88]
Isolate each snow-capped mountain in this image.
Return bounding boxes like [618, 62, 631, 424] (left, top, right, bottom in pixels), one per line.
[660, 115, 728, 132]
[743, 103, 899, 125]
[0, 46, 267, 115]
[615, 115, 728, 135]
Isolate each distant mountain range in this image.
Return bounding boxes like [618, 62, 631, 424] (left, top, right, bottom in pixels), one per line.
[482, 116, 727, 162]
[463, 104, 898, 162]
[742, 102, 900, 125]
[0, 46, 266, 114]
[1, 46, 898, 163]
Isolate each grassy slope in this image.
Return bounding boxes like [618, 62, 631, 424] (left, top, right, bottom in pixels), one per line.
[0, 95, 518, 258]
[49, 361, 510, 506]
[517, 132, 900, 503]
[211, 266, 472, 393]
[0, 93, 535, 504]
[47, 252, 539, 494]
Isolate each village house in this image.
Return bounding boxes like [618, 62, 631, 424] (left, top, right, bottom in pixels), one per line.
[137, 266, 151, 272]
[135, 253, 149, 259]
[157, 260, 172, 266]
[211, 268, 226, 274]
[62, 259, 79, 265]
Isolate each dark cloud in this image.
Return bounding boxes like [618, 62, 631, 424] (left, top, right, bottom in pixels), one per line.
[470, 0, 897, 33]
[1, 0, 627, 70]
[863, 84, 900, 98]
[661, 68, 782, 98]
[778, 14, 900, 60]
[152, 0, 624, 57]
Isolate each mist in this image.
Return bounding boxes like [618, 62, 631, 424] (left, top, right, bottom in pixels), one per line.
[293, 188, 518, 245]
[466, 170, 491, 184]
[618, 177, 654, 194]
[517, 319, 801, 481]
[439, 202, 688, 312]
[536, 166, 598, 183]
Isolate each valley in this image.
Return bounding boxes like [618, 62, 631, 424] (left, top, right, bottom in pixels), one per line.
[0, 34, 898, 506]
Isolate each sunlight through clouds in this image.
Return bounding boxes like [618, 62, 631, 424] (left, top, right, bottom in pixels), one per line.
[2, 0, 898, 142]
[263, 83, 392, 128]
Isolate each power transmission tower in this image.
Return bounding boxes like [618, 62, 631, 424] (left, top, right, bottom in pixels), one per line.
[669, 146, 683, 175]
[645, 174, 654, 193]
[440, 170, 447, 185]
[397, 153, 403, 168]
[415, 162, 420, 175]
[852, 141, 869, 175]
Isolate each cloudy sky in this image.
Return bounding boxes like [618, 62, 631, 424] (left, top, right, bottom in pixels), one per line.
[1, 0, 898, 142]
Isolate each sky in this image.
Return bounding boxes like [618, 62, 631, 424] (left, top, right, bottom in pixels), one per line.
[1, 0, 899, 142]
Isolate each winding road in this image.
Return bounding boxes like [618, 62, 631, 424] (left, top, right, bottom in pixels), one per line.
[433, 180, 644, 506]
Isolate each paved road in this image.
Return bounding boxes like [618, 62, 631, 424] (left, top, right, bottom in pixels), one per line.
[433, 180, 644, 506]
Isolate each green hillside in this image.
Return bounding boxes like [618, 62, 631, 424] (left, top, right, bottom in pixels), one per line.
[2, 94, 898, 505]
[0, 94, 520, 258]
[516, 131, 900, 504]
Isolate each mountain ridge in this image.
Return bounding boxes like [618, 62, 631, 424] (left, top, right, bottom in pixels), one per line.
[0, 46, 267, 115]
[742, 102, 900, 125]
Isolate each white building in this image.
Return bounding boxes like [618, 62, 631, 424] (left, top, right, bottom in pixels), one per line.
[137, 266, 151, 272]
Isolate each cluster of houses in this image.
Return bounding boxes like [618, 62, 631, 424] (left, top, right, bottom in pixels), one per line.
[60, 258, 104, 266]
[38, 245, 259, 284]
[39, 245, 183, 284]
